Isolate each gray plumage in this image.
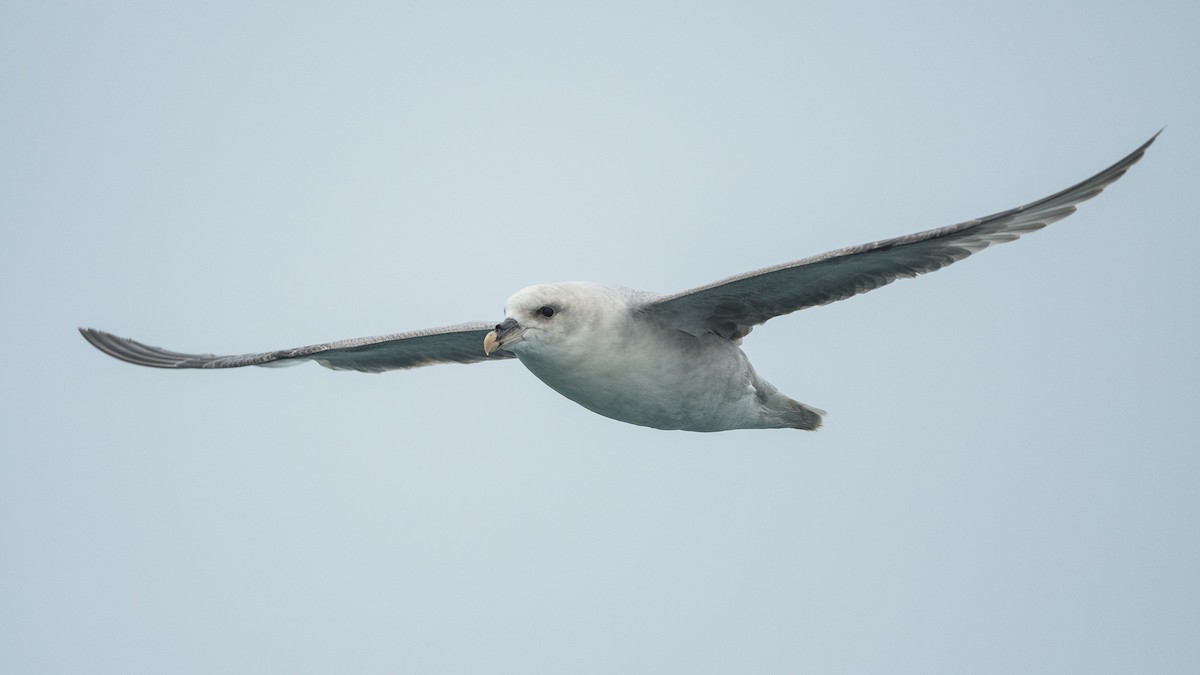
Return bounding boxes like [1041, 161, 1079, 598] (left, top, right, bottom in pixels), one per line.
[79, 322, 514, 372]
[641, 132, 1158, 339]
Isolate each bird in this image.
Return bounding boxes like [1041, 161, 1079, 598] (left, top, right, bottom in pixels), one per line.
[80, 132, 1158, 432]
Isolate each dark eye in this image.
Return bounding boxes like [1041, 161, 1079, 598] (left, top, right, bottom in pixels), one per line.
[538, 306, 556, 318]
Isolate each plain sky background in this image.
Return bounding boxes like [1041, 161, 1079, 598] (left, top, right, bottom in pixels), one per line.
[3, 1, 1198, 673]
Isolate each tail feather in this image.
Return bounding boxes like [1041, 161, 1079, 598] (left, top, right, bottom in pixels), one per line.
[763, 391, 825, 430]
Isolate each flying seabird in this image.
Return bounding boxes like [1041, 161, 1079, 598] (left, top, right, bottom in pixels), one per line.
[80, 132, 1158, 431]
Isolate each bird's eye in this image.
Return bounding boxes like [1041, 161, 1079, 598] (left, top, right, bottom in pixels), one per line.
[538, 306, 556, 318]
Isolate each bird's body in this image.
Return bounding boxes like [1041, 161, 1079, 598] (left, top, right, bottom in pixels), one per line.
[498, 283, 823, 431]
[80, 133, 1159, 432]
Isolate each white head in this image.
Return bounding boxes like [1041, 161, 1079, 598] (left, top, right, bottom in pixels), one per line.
[482, 282, 632, 360]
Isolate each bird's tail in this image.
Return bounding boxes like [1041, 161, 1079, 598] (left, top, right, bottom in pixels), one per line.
[762, 391, 825, 430]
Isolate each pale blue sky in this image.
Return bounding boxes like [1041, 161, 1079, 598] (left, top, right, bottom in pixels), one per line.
[3, 1, 1198, 673]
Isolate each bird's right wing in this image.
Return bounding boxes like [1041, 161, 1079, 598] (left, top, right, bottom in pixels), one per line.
[79, 322, 515, 373]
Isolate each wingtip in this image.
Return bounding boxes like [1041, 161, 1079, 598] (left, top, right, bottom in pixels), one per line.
[1116, 129, 1162, 177]
[78, 326, 105, 348]
[78, 327, 181, 368]
[1125, 128, 1163, 161]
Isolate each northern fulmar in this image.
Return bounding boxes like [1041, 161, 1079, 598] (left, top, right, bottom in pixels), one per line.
[80, 132, 1158, 431]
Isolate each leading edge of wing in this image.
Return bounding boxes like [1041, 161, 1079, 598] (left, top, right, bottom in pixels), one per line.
[79, 322, 516, 372]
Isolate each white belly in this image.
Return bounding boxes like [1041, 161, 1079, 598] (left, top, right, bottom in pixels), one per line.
[517, 330, 764, 431]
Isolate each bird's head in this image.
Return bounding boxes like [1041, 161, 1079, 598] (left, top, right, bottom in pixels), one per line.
[483, 282, 631, 360]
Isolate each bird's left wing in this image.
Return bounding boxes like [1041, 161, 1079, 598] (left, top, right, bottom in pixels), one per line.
[637, 132, 1158, 340]
[79, 322, 515, 373]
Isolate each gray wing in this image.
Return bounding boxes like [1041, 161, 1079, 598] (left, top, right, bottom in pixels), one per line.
[639, 132, 1158, 339]
[79, 322, 515, 372]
